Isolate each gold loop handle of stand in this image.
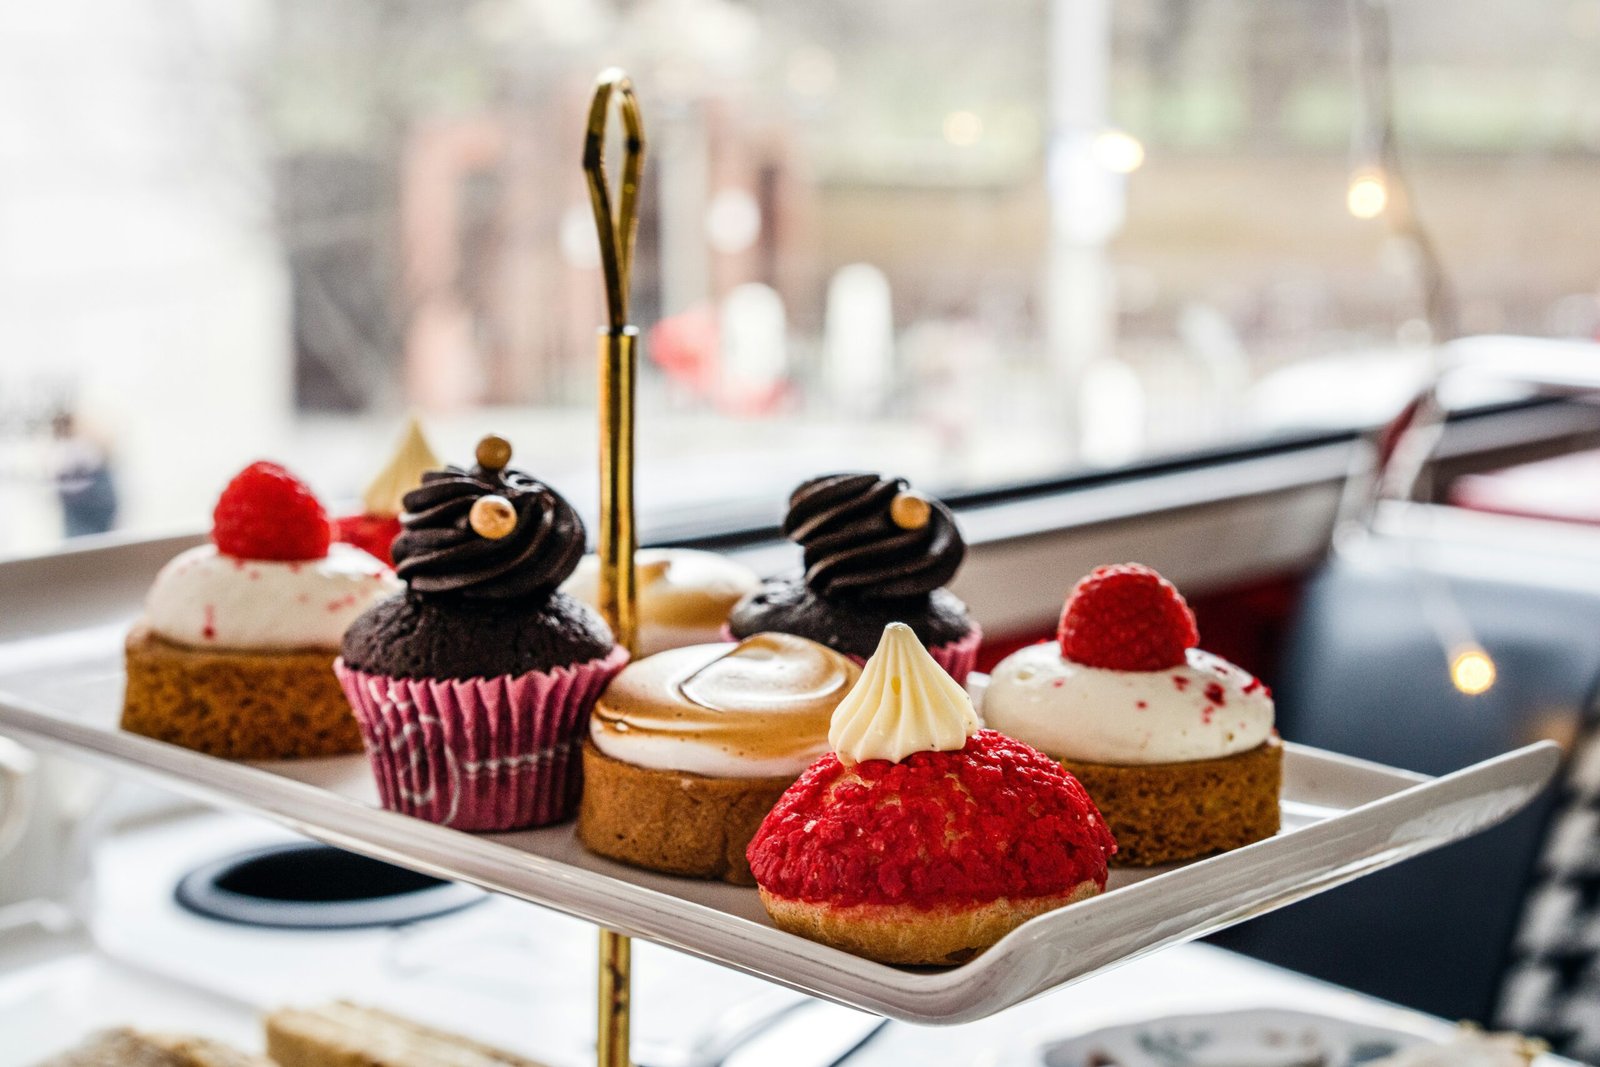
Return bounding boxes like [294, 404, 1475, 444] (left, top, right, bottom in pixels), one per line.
[587, 66, 646, 659]
[585, 68, 646, 334]
[585, 67, 646, 1067]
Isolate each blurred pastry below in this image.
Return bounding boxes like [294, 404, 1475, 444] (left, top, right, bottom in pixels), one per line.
[1365, 1027, 1547, 1066]
[562, 547, 760, 655]
[266, 1003, 550, 1067]
[30, 1005, 555, 1067]
[35, 1029, 272, 1067]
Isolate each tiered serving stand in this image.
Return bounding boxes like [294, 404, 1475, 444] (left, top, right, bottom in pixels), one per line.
[0, 71, 1563, 1067]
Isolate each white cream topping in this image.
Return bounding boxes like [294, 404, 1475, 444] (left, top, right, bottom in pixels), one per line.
[829, 622, 980, 765]
[144, 543, 401, 651]
[983, 643, 1274, 765]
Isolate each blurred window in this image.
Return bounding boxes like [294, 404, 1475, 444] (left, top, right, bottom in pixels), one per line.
[3, 0, 1599, 552]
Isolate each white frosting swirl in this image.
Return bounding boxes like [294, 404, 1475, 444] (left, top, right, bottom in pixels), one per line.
[145, 544, 401, 651]
[983, 643, 1274, 765]
[829, 622, 979, 765]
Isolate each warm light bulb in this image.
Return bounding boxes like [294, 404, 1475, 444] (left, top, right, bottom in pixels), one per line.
[943, 110, 983, 147]
[1094, 129, 1145, 174]
[1450, 648, 1496, 696]
[1347, 169, 1388, 219]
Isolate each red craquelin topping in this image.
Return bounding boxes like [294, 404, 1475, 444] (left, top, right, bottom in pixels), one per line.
[747, 730, 1116, 907]
[1058, 562, 1199, 672]
[213, 461, 332, 562]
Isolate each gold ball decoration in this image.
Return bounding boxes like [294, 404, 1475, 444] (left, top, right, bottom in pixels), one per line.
[889, 490, 932, 530]
[475, 433, 513, 472]
[469, 495, 518, 540]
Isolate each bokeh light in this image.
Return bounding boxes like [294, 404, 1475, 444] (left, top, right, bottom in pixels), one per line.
[943, 110, 983, 147]
[1451, 647, 1497, 695]
[1094, 129, 1145, 173]
[1347, 169, 1389, 219]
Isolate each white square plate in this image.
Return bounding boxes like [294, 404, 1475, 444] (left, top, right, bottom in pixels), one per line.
[0, 620, 1558, 1024]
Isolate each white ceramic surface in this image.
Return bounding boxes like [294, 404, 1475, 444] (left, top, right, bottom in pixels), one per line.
[0, 622, 1560, 1025]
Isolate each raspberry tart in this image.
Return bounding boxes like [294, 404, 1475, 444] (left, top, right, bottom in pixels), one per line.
[121, 461, 400, 759]
[746, 622, 1115, 965]
[727, 473, 982, 682]
[333, 415, 440, 566]
[984, 563, 1282, 866]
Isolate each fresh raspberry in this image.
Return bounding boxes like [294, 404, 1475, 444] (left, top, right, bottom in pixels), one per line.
[212, 461, 331, 561]
[334, 513, 402, 566]
[1058, 562, 1198, 671]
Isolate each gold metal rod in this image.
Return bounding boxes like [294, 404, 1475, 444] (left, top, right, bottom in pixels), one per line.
[597, 926, 632, 1067]
[585, 66, 646, 1067]
[596, 326, 639, 658]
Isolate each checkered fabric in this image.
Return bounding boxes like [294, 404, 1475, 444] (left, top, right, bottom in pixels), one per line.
[1496, 730, 1600, 1063]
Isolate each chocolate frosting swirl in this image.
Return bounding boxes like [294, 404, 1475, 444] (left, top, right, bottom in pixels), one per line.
[392, 465, 584, 601]
[782, 473, 965, 600]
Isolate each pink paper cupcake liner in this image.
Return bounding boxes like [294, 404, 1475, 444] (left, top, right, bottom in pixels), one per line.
[923, 624, 982, 684]
[718, 622, 982, 684]
[335, 645, 629, 832]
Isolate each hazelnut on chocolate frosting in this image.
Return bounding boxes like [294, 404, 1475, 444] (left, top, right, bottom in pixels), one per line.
[782, 473, 964, 601]
[392, 438, 584, 601]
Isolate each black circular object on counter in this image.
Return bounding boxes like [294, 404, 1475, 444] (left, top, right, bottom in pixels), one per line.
[175, 842, 485, 929]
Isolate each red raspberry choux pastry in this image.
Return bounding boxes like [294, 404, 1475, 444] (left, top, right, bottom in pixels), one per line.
[746, 622, 1116, 966]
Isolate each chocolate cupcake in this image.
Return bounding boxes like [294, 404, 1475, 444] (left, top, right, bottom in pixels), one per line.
[727, 473, 981, 682]
[336, 435, 627, 831]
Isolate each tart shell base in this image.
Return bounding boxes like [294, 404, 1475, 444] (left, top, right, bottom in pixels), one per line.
[576, 741, 795, 885]
[1060, 736, 1283, 867]
[758, 881, 1102, 966]
[121, 624, 362, 759]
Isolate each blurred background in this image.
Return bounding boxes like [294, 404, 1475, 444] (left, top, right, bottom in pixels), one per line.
[4, 0, 1600, 552]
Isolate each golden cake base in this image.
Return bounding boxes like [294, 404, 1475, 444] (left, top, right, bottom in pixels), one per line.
[759, 881, 1101, 966]
[1061, 737, 1283, 867]
[121, 624, 363, 760]
[576, 740, 794, 885]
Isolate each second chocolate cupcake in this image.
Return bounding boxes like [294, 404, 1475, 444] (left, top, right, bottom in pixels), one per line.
[727, 473, 981, 682]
